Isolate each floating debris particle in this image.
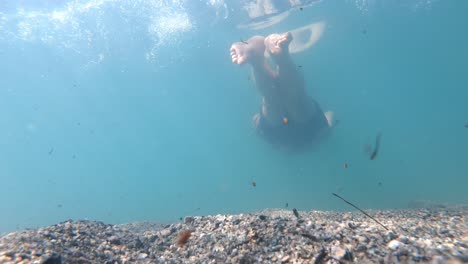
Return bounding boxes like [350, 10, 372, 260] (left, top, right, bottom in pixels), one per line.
[57, 204, 62, 208]
[176, 229, 193, 246]
[344, 163, 348, 169]
[465, 123, 468, 128]
[370, 132, 382, 160]
[251, 181, 256, 187]
[332, 193, 389, 231]
[48, 148, 54, 155]
[292, 208, 299, 218]
[282, 117, 289, 125]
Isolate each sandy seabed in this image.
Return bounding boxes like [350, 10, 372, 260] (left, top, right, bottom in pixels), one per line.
[0, 207, 467, 264]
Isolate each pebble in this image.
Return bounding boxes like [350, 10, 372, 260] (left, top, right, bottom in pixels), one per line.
[357, 235, 369, 243]
[184, 217, 194, 225]
[280, 255, 290, 262]
[399, 236, 409, 244]
[388, 240, 402, 250]
[331, 246, 353, 261]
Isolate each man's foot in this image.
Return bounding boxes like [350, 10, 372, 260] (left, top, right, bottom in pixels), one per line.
[230, 36, 265, 65]
[264, 32, 293, 57]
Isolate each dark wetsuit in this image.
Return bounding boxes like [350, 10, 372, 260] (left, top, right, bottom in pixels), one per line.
[256, 99, 329, 150]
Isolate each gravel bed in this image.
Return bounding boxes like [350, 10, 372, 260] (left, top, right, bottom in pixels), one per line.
[0, 207, 466, 263]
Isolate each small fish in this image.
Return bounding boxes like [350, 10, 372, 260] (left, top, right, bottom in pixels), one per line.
[292, 208, 299, 218]
[465, 123, 468, 128]
[240, 39, 248, 45]
[378, 182, 382, 187]
[251, 181, 256, 187]
[285, 202, 288, 208]
[57, 204, 62, 208]
[48, 148, 54, 155]
[299, 7, 303, 11]
[344, 163, 348, 169]
[362, 29, 367, 34]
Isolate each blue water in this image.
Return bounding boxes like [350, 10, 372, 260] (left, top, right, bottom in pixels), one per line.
[0, 0, 467, 234]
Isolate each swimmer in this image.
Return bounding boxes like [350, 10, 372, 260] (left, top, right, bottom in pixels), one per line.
[230, 32, 333, 149]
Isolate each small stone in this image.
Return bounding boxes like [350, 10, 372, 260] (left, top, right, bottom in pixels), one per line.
[108, 235, 121, 245]
[454, 241, 466, 248]
[20, 253, 31, 260]
[138, 253, 148, 260]
[385, 231, 397, 241]
[455, 254, 468, 262]
[399, 236, 409, 244]
[432, 256, 446, 264]
[42, 253, 62, 264]
[280, 255, 290, 262]
[357, 235, 369, 243]
[356, 245, 367, 252]
[258, 215, 267, 221]
[331, 246, 353, 261]
[412, 254, 429, 262]
[159, 229, 172, 237]
[388, 240, 402, 250]
[4, 251, 14, 258]
[184, 217, 194, 225]
[438, 228, 449, 234]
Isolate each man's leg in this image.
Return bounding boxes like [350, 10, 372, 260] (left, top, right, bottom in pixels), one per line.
[264, 32, 309, 121]
[264, 32, 334, 128]
[230, 36, 279, 128]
